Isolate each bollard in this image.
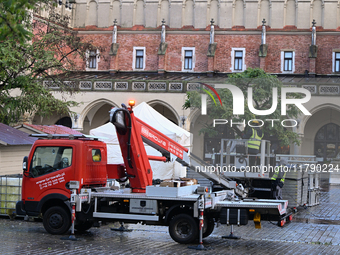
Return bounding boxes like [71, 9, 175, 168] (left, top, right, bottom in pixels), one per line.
[188, 194, 211, 250]
[61, 188, 79, 241]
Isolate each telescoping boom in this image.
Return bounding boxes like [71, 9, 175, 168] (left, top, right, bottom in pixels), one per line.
[109, 100, 190, 193]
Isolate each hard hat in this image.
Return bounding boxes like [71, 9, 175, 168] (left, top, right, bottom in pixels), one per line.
[279, 158, 288, 165]
[251, 120, 260, 125]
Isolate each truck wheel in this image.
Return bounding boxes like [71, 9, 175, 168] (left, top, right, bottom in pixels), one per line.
[203, 218, 215, 238]
[169, 214, 198, 244]
[75, 221, 93, 232]
[43, 206, 71, 235]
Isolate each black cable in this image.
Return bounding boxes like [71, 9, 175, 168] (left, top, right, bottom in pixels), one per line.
[82, 200, 93, 215]
[266, 212, 279, 226]
[238, 155, 248, 166]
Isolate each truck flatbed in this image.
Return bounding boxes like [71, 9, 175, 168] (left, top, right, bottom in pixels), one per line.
[90, 187, 200, 201]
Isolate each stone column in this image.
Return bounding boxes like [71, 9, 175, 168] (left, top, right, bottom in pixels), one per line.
[109, 19, 120, 74]
[259, 56, 266, 70]
[309, 20, 318, 76]
[259, 19, 268, 71]
[158, 19, 168, 73]
[207, 19, 217, 75]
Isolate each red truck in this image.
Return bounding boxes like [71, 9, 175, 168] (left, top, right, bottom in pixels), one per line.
[16, 101, 292, 244]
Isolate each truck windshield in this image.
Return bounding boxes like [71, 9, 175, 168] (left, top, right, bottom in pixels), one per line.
[30, 146, 73, 178]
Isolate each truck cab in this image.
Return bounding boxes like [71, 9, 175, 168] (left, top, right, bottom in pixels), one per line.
[16, 135, 108, 233]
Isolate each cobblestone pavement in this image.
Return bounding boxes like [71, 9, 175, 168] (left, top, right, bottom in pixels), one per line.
[294, 182, 340, 223]
[1, 179, 340, 255]
[1, 219, 339, 255]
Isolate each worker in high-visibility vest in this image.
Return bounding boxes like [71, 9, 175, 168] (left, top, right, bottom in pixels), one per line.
[243, 120, 264, 166]
[271, 158, 288, 200]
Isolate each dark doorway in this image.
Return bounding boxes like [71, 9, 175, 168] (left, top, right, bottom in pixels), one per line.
[55, 117, 72, 128]
[314, 123, 340, 161]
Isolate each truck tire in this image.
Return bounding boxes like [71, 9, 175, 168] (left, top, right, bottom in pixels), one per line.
[43, 206, 71, 235]
[203, 218, 215, 238]
[169, 214, 198, 244]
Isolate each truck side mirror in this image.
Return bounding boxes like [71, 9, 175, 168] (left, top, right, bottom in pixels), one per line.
[23, 156, 28, 174]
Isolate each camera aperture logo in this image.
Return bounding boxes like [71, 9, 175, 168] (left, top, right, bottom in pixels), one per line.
[200, 83, 223, 112]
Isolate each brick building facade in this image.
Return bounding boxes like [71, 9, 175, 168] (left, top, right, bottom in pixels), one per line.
[75, 29, 340, 75]
[32, 0, 340, 162]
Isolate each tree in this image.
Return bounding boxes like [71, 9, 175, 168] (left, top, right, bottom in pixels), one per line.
[0, 0, 35, 43]
[0, 0, 98, 124]
[184, 68, 304, 146]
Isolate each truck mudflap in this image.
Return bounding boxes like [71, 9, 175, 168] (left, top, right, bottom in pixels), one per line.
[15, 201, 26, 216]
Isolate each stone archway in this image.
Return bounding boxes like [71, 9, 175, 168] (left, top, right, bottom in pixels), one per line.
[55, 116, 72, 128]
[32, 111, 71, 127]
[147, 100, 180, 125]
[314, 123, 340, 161]
[301, 106, 340, 157]
[80, 99, 117, 134]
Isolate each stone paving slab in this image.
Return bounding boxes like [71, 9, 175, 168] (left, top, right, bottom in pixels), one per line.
[0, 218, 338, 255]
[1, 178, 340, 254]
[292, 179, 340, 224]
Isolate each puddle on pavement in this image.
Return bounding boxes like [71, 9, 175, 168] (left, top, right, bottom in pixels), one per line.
[293, 217, 340, 225]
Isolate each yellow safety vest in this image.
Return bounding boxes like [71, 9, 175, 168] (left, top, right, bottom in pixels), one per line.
[271, 166, 287, 183]
[247, 128, 263, 150]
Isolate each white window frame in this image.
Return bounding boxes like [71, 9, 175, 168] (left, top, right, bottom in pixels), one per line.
[85, 49, 100, 71]
[281, 50, 295, 74]
[133, 47, 146, 71]
[332, 51, 340, 73]
[181, 47, 195, 72]
[230, 48, 246, 72]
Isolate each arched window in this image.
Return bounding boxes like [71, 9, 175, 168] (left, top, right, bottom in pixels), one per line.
[314, 123, 340, 161]
[160, 0, 169, 25]
[152, 104, 178, 125]
[234, 0, 244, 27]
[184, 0, 194, 26]
[111, 0, 121, 25]
[87, 0, 98, 26]
[285, 0, 296, 26]
[135, 0, 144, 26]
[312, 0, 322, 26]
[210, 0, 218, 25]
[260, 0, 269, 25]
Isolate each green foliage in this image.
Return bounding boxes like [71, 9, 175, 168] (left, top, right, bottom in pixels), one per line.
[184, 68, 303, 146]
[0, 1, 96, 125]
[0, 0, 36, 43]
